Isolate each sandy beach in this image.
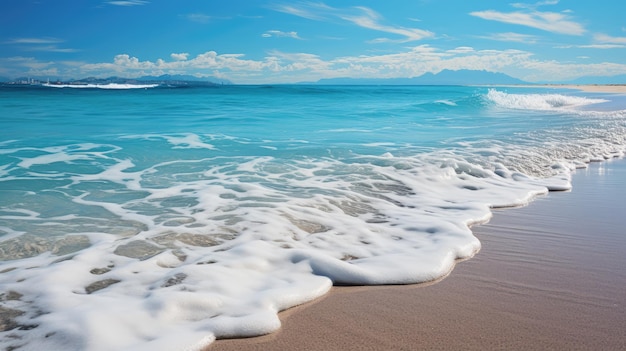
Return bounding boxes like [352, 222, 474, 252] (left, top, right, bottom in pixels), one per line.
[209, 158, 626, 350]
[489, 84, 626, 94]
[556, 84, 626, 93]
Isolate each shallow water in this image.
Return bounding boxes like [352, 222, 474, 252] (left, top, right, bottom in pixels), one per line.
[1, 84, 625, 350]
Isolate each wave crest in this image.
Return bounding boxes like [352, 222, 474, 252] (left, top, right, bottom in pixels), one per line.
[485, 89, 608, 111]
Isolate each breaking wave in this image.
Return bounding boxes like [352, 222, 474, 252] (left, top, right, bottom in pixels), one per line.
[485, 88, 609, 111]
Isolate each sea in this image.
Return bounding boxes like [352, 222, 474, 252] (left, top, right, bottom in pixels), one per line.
[1, 84, 625, 350]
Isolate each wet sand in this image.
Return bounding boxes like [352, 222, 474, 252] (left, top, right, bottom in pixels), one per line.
[209, 158, 626, 350]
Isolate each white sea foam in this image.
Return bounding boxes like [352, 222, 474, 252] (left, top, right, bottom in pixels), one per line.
[435, 99, 457, 106]
[1, 87, 626, 350]
[486, 89, 609, 111]
[15, 143, 121, 169]
[43, 83, 159, 89]
[0, 145, 578, 350]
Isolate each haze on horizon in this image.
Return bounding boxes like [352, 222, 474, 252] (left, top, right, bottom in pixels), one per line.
[1, 0, 625, 84]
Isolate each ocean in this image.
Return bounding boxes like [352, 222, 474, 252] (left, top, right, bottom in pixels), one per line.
[1, 84, 625, 350]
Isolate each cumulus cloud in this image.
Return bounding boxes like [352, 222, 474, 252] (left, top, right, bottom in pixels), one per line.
[12, 43, 625, 84]
[171, 53, 189, 61]
[80, 52, 266, 78]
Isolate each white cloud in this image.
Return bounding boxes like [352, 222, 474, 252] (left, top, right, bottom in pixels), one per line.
[274, 2, 434, 43]
[80, 52, 268, 79]
[9, 43, 626, 84]
[341, 6, 434, 43]
[555, 34, 626, 49]
[563, 44, 626, 49]
[447, 46, 475, 54]
[78, 46, 623, 84]
[470, 9, 585, 35]
[6, 38, 63, 44]
[272, 3, 332, 21]
[511, 0, 559, 10]
[262, 30, 302, 39]
[585, 44, 625, 49]
[26, 46, 80, 53]
[186, 13, 211, 23]
[171, 53, 189, 61]
[106, 0, 148, 6]
[5, 37, 78, 53]
[594, 33, 626, 44]
[478, 32, 538, 44]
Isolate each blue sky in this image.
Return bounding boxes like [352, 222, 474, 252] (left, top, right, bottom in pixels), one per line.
[1, 0, 625, 83]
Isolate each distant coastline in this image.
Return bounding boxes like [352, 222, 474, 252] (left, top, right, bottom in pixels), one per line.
[2, 78, 625, 94]
[2, 69, 623, 90]
[0, 74, 231, 87]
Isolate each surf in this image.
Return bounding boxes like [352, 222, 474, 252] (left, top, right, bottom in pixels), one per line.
[1, 85, 625, 351]
[485, 88, 609, 111]
[42, 83, 160, 89]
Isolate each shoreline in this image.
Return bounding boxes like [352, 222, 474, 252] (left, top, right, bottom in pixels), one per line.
[209, 158, 626, 350]
[543, 84, 626, 93]
[486, 84, 626, 94]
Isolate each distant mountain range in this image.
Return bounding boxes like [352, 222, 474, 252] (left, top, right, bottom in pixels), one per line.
[2, 70, 624, 86]
[313, 69, 528, 85]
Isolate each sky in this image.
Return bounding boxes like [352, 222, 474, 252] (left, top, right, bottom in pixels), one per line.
[1, 0, 625, 84]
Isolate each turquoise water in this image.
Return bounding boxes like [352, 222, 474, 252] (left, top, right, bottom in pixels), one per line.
[1, 84, 625, 350]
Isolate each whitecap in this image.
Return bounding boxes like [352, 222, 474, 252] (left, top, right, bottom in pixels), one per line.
[485, 89, 608, 111]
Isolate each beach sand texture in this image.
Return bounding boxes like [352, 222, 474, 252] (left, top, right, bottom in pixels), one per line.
[538, 84, 626, 94]
[209, 159, 626, 350]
